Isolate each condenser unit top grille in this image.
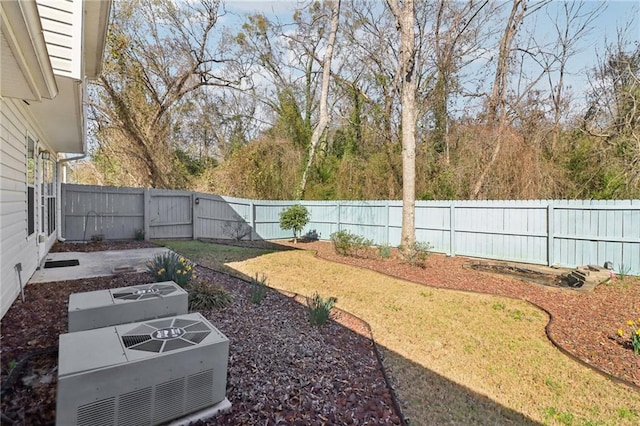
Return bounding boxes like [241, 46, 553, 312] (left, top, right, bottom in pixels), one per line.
[121, 317, 212, 354]
[112, 283, 179, 301]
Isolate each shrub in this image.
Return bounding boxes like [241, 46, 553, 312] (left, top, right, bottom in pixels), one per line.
[279, 204, 310, 243]
[250, 273, 269, 304]
[188, 281, 234, 311]
[400, 241, 432, 268]
[618, 318, 640, 355]
[330, 230, 373, 257]
[146, 251, 195, 287]
[307, 292, 336, 326]
[223, 221, 251, 240]
[377, 243, 392, 259]
[134, 228, 145, 241]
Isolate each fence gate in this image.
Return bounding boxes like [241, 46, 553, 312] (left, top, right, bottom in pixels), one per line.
[148, 191, 193, 239]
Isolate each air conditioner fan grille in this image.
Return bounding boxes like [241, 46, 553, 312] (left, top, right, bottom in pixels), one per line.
[112, 284, 178, 301]
[121, 318, 212, 353]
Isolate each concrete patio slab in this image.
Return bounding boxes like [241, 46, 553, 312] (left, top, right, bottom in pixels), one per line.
[28, 247, 170, 284]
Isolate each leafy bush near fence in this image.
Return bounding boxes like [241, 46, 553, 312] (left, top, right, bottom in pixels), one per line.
[399, 241, 432, 268]
[279, 204, 310, 243]
[330, 230, 373, 258]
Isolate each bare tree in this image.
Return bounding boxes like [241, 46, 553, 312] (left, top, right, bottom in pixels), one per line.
[386, 0, 417, 246]
[472, 0, 528, 198]
[299, 0, 342, 198]
[91, 0, 246, 188]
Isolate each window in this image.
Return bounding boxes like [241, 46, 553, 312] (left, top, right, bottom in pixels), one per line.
[27, 136, 36, 236]
[41, 158, 56, 236]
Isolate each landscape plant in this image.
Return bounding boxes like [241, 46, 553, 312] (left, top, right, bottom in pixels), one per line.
[618, 318, 640, 355]
[250, 273, 269, 304]
[377, 243, 392, 259]
[399, 241, 432, 267]
[616, 263, 632, 280]
[146, 251, 195, 287]
[134, 228, 145, 241]
[188, 281, 234, 310]
[330, 230, 373, 257]
[279, 204, 310, 243]
[307, 292, 336, 326]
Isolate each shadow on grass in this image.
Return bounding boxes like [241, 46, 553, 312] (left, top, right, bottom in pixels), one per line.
[160, 239, 543, 424]
[224, 265, 542, 424]
[157, 238, 304, 278]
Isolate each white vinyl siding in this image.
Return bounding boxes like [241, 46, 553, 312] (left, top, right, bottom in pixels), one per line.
[0, 98, 48, 318]
[36, 0, 83, 79]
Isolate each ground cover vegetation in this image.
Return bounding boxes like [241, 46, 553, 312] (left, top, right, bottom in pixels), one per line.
[71, 0, 639, 201]
[160, 239, 640, 425]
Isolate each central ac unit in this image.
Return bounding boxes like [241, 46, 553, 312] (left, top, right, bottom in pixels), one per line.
[56, 313, 230, 426]
[68, 281, 188, 332]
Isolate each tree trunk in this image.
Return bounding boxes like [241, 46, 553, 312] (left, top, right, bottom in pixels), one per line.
[473, 0, 525, 199]
[387, 0, 416, 247]
[299, 0, 341, 198]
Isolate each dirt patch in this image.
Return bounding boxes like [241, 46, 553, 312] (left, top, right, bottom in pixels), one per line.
[50, 240, 158, 252]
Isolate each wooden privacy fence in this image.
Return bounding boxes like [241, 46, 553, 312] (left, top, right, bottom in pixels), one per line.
[62, 184, 640, 275]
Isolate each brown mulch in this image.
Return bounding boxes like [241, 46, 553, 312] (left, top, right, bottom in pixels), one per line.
[49, 240, 158, 252]
[282, 240, 640, 389]
[0, 243, 399, 425]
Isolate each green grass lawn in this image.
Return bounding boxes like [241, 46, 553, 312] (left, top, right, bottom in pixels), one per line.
[162, 240, 640, 425]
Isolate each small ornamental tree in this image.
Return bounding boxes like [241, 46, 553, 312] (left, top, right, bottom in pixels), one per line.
[279, 204, 310, 243]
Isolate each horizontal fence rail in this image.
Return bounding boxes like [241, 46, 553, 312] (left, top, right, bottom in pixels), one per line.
[62, 184, 640, 275]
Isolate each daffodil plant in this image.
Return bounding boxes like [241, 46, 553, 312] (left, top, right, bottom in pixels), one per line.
[618, 318, 640, 355]
[146, 251, 195, 287]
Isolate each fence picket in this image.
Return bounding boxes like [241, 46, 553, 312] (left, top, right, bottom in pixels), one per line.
[61, 184, 640, 275]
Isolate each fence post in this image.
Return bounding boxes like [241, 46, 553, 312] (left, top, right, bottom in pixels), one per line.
[192, 193, 198, 241]
[249, 202, 255, 241]
[143, 189, 150, 241]
[385, 201, 390, 244]
[547, 202, 554, 266]
[449, 202, 456, 257]
[336, 202, 341, 232]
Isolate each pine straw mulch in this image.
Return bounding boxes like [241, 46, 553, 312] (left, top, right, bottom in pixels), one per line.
[282, 240, 640, 389]
[0, 248, 400, 425]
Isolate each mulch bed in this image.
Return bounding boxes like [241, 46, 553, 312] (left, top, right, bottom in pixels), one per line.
[2, 238, 638, 425]
[0, 242, 399, 425]
[283, 240, 640, 389]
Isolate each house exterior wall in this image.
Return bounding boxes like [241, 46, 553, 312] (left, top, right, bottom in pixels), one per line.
[0, 97, 57, 318]
[36, 0, 83, 79]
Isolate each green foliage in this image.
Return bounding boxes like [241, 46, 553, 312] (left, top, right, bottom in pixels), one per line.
[188, 281, 234, 311]
[330, 230, 373, 257]
[146, 251, 195, 287]
[399, 241, 432, 268]
[250, 273, 269, 304]
[618, 318, 640, 355]
[377, 243, 392, 259]
[173, 148, 217, 178]
[307, 292, 336, 326]
[134, 229, 145, 241]
[616, 263, 632, 280]
[272, 88, 311, 150]
[279, 204, 310, 242]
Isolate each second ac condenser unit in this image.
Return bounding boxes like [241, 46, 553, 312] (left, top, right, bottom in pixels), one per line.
[56, 313, 229, 426]
[68, 282, 188, 332]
